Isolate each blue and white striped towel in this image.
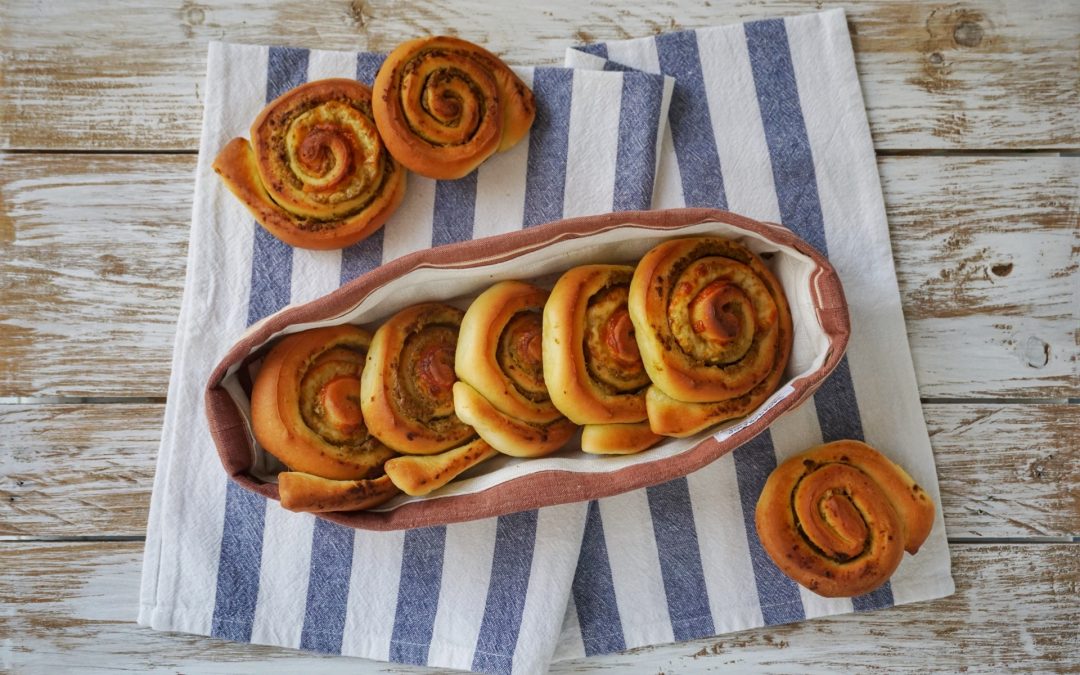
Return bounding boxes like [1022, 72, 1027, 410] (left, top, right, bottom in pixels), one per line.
[138, 41, 674, 674]
[552, 8, 953, 658]
[140, 9, 956, 674]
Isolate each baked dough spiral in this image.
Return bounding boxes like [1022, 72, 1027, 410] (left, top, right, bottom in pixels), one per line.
[543, 265, 661, 454]
[755, 440, 936, 597]
[372, 36, 535, 180]
[453, 281, 576, 457]
[628, 237, 793, 437]
[360, 302, 476, 454]
[250, 325, 397, 481]
[213, 78, 406, 250]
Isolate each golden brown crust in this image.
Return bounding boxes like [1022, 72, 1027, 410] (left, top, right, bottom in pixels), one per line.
[250, 325, 396, 480]
[384, 437, 498, 496]
[213, 78, 406, 250]
[628, 237, 793, 436]
[580, 421, 663, 455]
[544, 265, 651, 426]
[360, 302, 476, 454]
[278, 472, 399, 512]
[755, 440, 937, 597]
[454, 281, 575, 456]
[457, 281, 563, 423]
[453, 381, 577, 458]
[372, 36, 535, 180]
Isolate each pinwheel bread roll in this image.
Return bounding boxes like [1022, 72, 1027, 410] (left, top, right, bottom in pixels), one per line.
[372, 36, 535, 180]
[250, 325, 400, 512]
[543, 265, 661, 454]
[214, 78, 406, 250]
[453, 281, 576, 457]
[360, 302, 477, 454]
[755, 440, 936, 597]
[251, 325, 397, 481]
[628, 237, 793, 437]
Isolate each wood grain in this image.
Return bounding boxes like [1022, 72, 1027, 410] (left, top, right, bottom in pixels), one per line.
[2, 403, 1076, 539]
[1, 1, 1077, 152]
[0, 154, 191, 398]
[2, 154, 1075, 399]
[2, 541, 1076, 673]
[881, 156, 1079, 399]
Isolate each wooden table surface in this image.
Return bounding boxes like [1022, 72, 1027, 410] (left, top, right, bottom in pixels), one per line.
[1, 1, 1077, 672]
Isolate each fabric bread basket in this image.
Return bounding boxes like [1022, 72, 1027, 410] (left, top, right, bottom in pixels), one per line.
[205, 207, 850, 530]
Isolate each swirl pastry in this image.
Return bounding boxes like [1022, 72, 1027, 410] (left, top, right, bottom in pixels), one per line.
[755, 440, 936, 597]
[543, 265, 661, 454]
[213, 78, 407, 250]
[372, 36, 535, 180]
[250, 325, 396, 482]
[628, 237, 793, 437]
[453, 281, 577, 457]
[360, 302, 476, 454]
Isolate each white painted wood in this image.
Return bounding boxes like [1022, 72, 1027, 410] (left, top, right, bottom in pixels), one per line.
[1, 1, 1077, 151]
[1, 1, 1077, 671]
[2, 541, 1076, 673]
[2, 155, 1076, 398]
[2, 403, 1075, 539]
[880, 156, 1080, 399]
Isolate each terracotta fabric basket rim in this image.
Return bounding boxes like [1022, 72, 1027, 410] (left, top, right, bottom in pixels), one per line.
[204, 207, 850, 531]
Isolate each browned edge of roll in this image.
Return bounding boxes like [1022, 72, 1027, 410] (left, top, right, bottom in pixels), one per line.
[205, 207, 850, 531]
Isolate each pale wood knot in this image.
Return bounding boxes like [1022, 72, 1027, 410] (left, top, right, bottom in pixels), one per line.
[953, 20, 984, 48]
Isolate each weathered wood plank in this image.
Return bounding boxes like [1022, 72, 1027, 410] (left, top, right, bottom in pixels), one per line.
[0, 1, 1077, 151]
[2, 403, 1076, 539]
[881, 156, 1079, 399]
[0, 404, 164, 537]
[0, 154, 191, 398]
[2, 154, 1075, 399]
[1, 541, 1076, 673]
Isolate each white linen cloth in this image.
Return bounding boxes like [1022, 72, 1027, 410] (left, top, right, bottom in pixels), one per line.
[554, 8, 953, 658]
[138, 41, 673, 675]
[140, 9, 954, 674]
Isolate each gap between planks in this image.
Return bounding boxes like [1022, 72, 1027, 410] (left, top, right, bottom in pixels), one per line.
[2, 154, 1077, 399]
[2, 541, 1076, 673]
[2, 148, 1077, 157]
[3, 403, 1077, 539]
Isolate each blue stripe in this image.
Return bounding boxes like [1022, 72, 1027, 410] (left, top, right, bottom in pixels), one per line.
[211, 46, 310, 643]
[602, 60, 634, 73]
[744, 18, 893, 611]
[522, 68, 573, 227]
[575, 42, 608, 59]
[340, 228, 383, 285]
[571, 501, 626, 655]
[654, 30, 726, 209]
[246, 230, 293, 324]
[732, 433, 806, 625]
[646, 479, 715, 640]
[338, 51, 391, 286]
[299, 519, 355, 653]
[356, 52, 385, 86]
[432, 171, 478, 246]
[613, 72, 664, 212]
[743, 18, 826, 253]
[210, 483, 267, 641]
[852, 583, 895, 612]
[389, 526, 447, 665]
[813, 356, 865, 443]
[471, 511, 539, 674]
